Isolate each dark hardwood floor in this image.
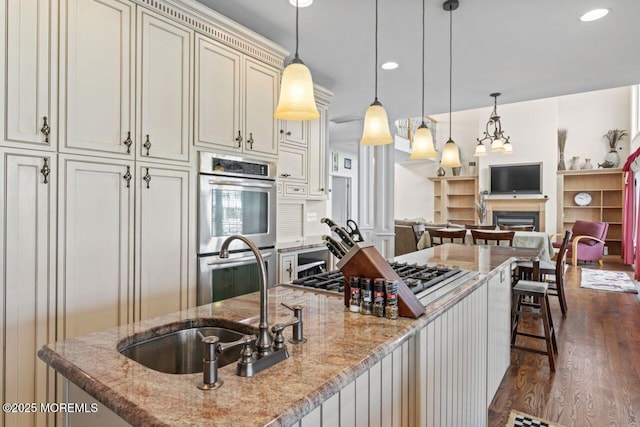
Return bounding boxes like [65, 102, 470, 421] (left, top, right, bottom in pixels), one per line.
[489, 256, 640, 427]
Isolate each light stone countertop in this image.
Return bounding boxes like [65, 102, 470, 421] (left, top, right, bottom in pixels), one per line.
[38, 244, 540, 426]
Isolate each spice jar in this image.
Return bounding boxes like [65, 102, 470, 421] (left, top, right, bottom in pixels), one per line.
[349, 276, 361, 313]
[360, 278, 373, 315]
[373, 279, 386, 317]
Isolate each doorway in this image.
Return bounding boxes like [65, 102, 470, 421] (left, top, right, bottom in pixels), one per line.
[331, 176, 351, 226]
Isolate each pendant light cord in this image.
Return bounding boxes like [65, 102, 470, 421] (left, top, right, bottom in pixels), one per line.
[374, 0, 379, 101]
[295, 0, 299, 57]
[421, 0, 425, 122]
[448, 6, 452, 140]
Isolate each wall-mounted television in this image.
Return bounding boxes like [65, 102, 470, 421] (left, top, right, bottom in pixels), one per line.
[489, 163, 542, 195]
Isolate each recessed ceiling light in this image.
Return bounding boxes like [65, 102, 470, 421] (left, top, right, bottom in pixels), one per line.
[580, 8, 609, 22]
[289, 0, 313, 7]
[381, 62, 399, 70]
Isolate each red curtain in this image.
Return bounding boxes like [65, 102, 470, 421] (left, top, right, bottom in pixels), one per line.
[622, 148, 640, 278]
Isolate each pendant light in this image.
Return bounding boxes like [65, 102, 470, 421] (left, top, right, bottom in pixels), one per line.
[475, 93, 513, 155]
[274, 0, 319, 121]
[360, 0, 394, 145]
[410, 0, 437, 159]
[439, 0, 461, 168]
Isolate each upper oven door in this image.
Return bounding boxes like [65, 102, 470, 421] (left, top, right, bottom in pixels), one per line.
[199, 174, 276, 254]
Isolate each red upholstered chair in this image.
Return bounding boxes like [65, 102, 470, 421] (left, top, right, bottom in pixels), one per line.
[554, 220, 608, 266]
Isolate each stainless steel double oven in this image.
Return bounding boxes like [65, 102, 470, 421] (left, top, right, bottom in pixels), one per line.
[197, 152, 277, 305]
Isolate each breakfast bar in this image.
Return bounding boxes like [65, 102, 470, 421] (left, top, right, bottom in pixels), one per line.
[39, 244, 541, 426]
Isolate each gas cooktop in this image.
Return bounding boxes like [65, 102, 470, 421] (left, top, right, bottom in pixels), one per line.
[290, 262, 477, 303]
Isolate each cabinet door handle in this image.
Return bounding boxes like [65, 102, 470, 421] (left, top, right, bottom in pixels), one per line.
[247, 133, 254, 149]
[143, 135, 151, 156]
[235, 131, 243, 147]
[280, 173, 291, 178]
[286, 261, 293, 280]
[40, 158, 50, 184]
[279, 129, 292, 137]
[143, 167, 151, 189]
[41, 116, 50, 142]
[124, 131, 133, 154]
[319, 187, 325, 192]
[123, 166, 132, 188]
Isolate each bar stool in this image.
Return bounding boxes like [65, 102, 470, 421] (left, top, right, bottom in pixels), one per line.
[511, 258, 558, 371]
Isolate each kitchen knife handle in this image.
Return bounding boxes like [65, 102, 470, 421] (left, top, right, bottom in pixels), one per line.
[331, 225, 356, 247]
[320, 217, 338, 228]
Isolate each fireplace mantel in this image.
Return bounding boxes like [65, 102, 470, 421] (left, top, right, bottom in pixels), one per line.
[485, 197, 549, 231]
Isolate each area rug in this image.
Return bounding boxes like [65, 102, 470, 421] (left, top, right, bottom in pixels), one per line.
[506, 409, 565, 427]
[580, 268, 639, 294]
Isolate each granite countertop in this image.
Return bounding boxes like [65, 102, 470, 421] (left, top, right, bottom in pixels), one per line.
[38, 244, 538, 426]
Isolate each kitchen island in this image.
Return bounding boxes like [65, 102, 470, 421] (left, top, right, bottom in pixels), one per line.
[39, 244, 540, 426]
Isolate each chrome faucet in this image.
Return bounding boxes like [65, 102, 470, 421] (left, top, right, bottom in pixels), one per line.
[219, 235, 272, 356]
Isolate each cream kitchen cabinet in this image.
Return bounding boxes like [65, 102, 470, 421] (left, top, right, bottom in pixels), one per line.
[279, 253, 297, 284]
[195, 35, 279, 157]
[279, 120, 307, 146]
[486, 264, 512, 406]
[307, 103, 328, 199]
[57, 155, 135, 340]
[0, 149, 56, 427]
[2, 0, 57, 151]
[135, 163, 195, 321]
[137, 7, 192, 163]
[59, 0, 135, 158]
[278, 145, 307, 181]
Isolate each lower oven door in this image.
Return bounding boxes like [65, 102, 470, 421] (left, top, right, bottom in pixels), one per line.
[197, 248, 277, 306]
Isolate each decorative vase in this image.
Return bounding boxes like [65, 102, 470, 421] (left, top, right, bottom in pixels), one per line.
[569, 156, 580, 170]
[558, 153, 566, 171]
[452, 167, 461, 176]
[604, 149, 620, 168]
[437, 167, 445, 177]
[581, 158, 594, 170]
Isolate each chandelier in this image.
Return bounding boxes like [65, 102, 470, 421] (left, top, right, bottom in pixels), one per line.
[474, 93, 513, 156]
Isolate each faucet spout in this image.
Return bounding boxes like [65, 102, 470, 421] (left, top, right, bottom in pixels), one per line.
[219, 235, 272, 356]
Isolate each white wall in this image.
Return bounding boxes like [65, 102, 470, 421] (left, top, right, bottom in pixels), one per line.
[394, 86, 633, 234]
[327, 146, 359, 225]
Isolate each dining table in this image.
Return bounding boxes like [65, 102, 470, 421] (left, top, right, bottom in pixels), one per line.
[416, 228, 554, 261]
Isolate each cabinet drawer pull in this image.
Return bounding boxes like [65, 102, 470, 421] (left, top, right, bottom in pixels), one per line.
[41, 116, 50, 142]
[281, 173, 291, 178]
[293, 188, 300, 192]
[247, 133, 254, 149]
[143, 135, 151, 156]
[40, 158, 50, 184]
[235, 131, 243, 147]
[143, 167, 151, 189]
[123, 166, 132, 188]
[124, 131, 133, 154]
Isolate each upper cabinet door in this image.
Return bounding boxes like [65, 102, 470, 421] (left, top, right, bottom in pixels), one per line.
[4, 0, 57, 150]
[308, 104, 327, 199]
[244, 58, 279, 157]
[137, 8, 192, 163]
[194, 35, 242, 151]
[60, 0, 135, 157]
[58, 155, 134, 339]
[280, 119, 307, 147]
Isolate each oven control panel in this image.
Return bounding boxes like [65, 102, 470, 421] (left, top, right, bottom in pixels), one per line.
[199, 152, 276, 180]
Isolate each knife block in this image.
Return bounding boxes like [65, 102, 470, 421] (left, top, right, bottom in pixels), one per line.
[336, 243, 425, 319]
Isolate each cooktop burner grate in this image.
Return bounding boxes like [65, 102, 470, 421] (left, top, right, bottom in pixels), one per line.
[291, 262, 466, 295]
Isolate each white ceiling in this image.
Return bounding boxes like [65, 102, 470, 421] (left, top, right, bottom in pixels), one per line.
[195, 0, 640, 144]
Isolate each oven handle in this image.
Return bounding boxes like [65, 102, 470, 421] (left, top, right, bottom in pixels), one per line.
[207, 252, 272, 266]
[207, 179, 274, 189]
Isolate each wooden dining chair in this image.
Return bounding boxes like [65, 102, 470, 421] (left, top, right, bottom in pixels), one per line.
[428, 228, 467, 246]
[499, 224, 535, 232]
[470, 229, 515, 246]
[517, 230, 572, 316]
[464, 224, 495, 230]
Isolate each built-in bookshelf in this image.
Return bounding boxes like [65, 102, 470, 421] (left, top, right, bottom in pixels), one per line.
[557, 169, 624, 255]
[429, 176, 478, 225]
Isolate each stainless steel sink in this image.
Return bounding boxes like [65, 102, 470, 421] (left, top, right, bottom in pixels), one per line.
[119, 321, 257, 374]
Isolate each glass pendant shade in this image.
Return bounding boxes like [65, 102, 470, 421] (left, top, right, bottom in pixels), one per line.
[410, 124, 436, 159]
[474, 142, 487, 157]
[502, 140, 513, 153]
[491, 137, 504, 152]
[275, 59, 319, 120]
[360, 100, 393, 145]
[440, 139, 461, 167]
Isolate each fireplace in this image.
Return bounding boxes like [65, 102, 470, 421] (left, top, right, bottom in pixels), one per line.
[492, 211, 539, 231]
